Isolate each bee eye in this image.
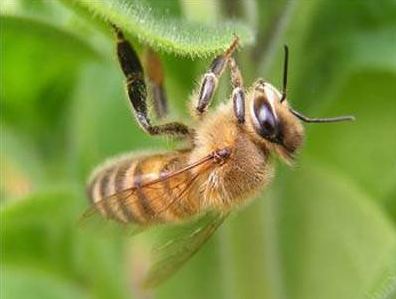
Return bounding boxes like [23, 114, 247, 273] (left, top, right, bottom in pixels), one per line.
[253, 98, 279, 139]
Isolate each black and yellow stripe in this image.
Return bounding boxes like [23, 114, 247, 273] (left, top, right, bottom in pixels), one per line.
[87, 150, 199, 225]
[114, 161, 139, 223]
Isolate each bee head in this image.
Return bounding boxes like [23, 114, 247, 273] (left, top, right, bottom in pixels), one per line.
[247, 79, 355, 162]
[249, 80, 304, 161]
[247, 46, 354, 162]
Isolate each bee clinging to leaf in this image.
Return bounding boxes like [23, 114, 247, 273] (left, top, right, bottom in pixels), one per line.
[85, 25, 354, 287]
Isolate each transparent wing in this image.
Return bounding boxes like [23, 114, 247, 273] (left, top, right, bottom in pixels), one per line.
[143, 210, 230, 288]
[78, 207, 145, 237]
[82, 152, 217, 224]
[79, 172, 204, 238]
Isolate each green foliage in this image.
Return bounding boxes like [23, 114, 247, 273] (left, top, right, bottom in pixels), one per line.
[2, 0, 396, 299]
[61, 0, 255, 57]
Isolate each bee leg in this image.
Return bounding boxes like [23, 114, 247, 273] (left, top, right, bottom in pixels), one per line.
[229, 57, 245, 123]
[113, 25, 192, 137]
[195, 36, 240, 115]
[144, 48, 168, 119]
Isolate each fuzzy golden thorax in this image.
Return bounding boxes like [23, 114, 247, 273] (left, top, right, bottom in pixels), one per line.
[190, 103, 274, 209]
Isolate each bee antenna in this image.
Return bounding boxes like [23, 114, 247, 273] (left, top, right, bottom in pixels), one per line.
[280, 45, 289, 103]
[289, 108, 355, 123]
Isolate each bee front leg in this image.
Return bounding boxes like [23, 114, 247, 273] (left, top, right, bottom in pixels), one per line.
[113, 25, 192, 137]
[229, 57, 246, 123]
[195, 36, 239, 115]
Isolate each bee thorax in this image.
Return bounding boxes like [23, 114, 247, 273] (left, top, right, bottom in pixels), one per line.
[194, 110, 274, 210]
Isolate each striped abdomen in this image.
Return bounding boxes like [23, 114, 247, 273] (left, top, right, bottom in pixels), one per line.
[87, 151, 201, 225]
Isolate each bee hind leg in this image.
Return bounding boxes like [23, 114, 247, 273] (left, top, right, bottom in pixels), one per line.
[144, 48, 168, 120]
[112, 25, 192, 138]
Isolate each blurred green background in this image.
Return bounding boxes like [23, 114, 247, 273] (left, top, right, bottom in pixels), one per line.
[2, 1, 396, 299]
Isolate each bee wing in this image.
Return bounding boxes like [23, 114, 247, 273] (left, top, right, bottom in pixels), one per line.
[78, 206, 145, 237]
[82, 152, 217, 224]
[143, 210, 230, 288]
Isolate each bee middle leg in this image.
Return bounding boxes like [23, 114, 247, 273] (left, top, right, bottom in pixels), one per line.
[195, 36, 240, 115]
[113, 25, 192, 137]
[229, 57, 245, 123]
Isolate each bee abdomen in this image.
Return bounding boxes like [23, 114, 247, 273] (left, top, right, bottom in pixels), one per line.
[87, 162, 133, 223]
[113, 161, 140, 222]
[131, 155, 195, 223]
[87, 152, 196, 225]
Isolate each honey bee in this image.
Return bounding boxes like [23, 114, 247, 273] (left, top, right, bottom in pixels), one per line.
[86, 25, 354, 287]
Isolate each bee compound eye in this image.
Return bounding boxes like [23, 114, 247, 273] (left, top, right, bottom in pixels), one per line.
[253, 97, 279, 139]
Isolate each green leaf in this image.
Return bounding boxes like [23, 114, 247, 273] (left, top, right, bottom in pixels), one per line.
[2, 190, 130, 299]
[2, 15, 99, 110]
[2, 190, 83, 273]
[4, 266, 89, 299]
[1, 15, 100, 178]
[284, 0, 396, 110]
[304, 72, 396, 200]
[366, 246, 396, 299]
[60, 0, 255, 57]
[275, 163, 396, 299]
